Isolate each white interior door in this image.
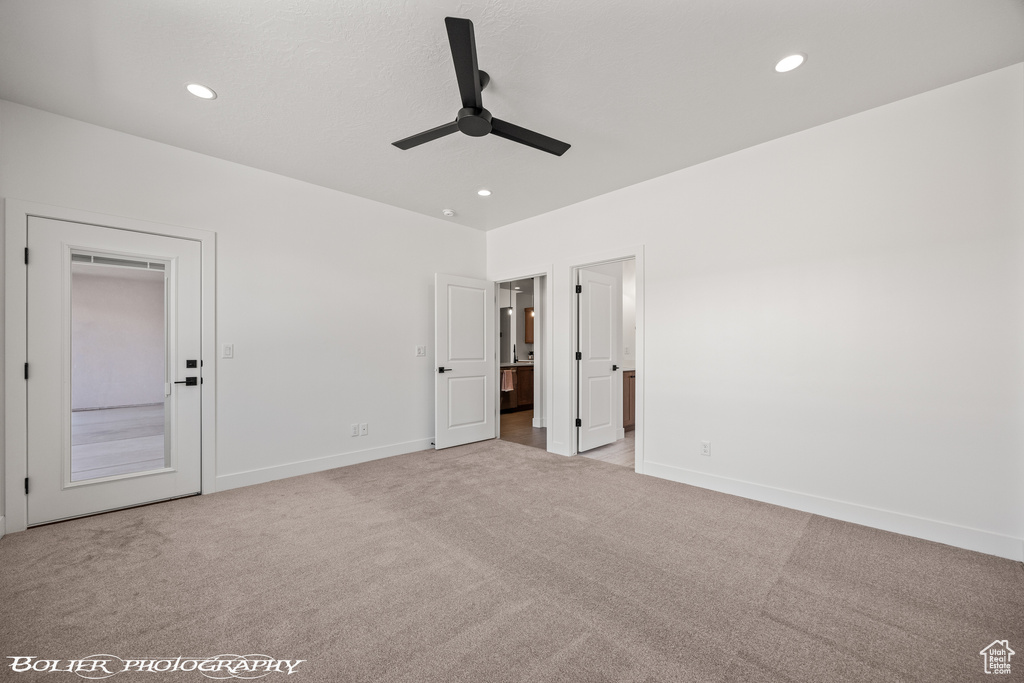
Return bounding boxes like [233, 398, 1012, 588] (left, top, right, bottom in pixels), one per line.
[27, 217, 202, 524]
[577, 268, 619, 452]
[435, 273, 495, 449]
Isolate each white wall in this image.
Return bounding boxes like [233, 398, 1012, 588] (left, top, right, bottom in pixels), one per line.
[623, 259, 636, 366]
[71, 267, 166, 410]
[1, 100, 485, 497]
[487, 64, 1024, 560]
[532, 275, 546, 427]
[0, 102, 4, 532]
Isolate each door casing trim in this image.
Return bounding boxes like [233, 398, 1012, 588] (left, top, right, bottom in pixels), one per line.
[4, 199, 218, 533]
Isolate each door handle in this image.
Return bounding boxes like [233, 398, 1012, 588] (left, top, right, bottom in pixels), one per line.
[438, 367, 453, 373]
[612, 365, 620, 371]
[174, 377, 199, 386]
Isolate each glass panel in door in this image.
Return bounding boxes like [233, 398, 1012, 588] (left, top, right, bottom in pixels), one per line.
[70, 255, 168, 482]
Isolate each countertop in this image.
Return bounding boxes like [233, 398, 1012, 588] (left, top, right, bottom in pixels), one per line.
[500, 362, 535, 368]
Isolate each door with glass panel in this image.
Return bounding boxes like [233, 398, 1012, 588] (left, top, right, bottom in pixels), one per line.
[26, 217, 202, 525]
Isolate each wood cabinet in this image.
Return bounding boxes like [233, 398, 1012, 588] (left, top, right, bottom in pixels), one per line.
[524, 307, 534, 344]
[500, 368, 517, 412]
[517, 365, 533, 408]
[623, 370, 636, 430]
[500, 365, 534, 413]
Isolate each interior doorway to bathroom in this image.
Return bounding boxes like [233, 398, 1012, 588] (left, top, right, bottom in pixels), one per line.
[497, 276, 547, 451]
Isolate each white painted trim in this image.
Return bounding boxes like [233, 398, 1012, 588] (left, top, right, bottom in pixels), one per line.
[644, 460, 1024, 561]
[0, 515, 6, 539]
[4, 199, 217, 534]
[5, 200, 30, 533]
[216, 438, 433, 491]
[490, 264, 555, 453]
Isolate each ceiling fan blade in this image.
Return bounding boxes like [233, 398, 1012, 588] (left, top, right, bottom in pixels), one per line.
[445, 17, 483, 110]
[491, 118, 571, 156]
[392, 121, 460, 150]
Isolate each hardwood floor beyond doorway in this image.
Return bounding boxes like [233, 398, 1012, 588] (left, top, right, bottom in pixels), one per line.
[500, 409, 636, 469]
[499, 409, 546, 451]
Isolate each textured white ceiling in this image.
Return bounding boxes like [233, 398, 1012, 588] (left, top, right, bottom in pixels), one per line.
[1, 0, 1022, 230]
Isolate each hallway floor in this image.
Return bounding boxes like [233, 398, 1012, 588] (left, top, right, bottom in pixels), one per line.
[499, 409, 635, 469]
[578, 430, 635, 469]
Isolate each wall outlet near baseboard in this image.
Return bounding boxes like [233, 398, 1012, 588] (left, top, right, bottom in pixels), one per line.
[701, 441, 711, 457]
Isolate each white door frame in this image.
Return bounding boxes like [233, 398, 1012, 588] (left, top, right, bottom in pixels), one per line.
[568, 247, 644, 472]
[490, 265, 554, 452]
[4, 199, 218, 533]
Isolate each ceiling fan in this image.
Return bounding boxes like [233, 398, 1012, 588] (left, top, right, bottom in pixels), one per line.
[392, 17, 571, 157]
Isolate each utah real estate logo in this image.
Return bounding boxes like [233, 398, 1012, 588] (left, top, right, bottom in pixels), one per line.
[979, 640, 1014, 675]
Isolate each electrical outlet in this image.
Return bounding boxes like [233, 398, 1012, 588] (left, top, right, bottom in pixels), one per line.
[222, 343, 234, 359]
[350, 424, 359, 437]
[359, 423, 368, 436]
[701, 441, 711, 457]
[415, 345, 427, 357]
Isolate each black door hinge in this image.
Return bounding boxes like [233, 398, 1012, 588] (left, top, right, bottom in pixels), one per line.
[575, 284, 582, 293]
[575, 351, 582, 361]
[575, 418, 582, 427]
[24, 362, 29, 380]
[25, 477, 29, 494]
[24, 247, 29, 264]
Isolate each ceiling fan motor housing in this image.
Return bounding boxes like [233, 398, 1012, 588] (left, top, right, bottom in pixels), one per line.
[457, 107, 492, 136]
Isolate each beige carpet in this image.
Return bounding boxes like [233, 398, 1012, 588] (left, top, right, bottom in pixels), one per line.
[1, 439, 1021, 682]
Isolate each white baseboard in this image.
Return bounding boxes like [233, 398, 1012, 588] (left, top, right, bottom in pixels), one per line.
[643, 461, 1024, 562]
[0, 515, 6, 540]
[616, 427, 625, 440]
[532, 416, 546, 428]
[215, 438, 434, 492]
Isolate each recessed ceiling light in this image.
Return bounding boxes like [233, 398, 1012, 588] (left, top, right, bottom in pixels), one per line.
[514, 286, 521, 290]
[775, 54, 805, 73]
[186, 83, 217, 99]
[477, 189, 491, 197]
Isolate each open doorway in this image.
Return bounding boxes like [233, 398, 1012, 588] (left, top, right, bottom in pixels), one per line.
[574, 258, 636, 469]
[497, 276, 547, 451]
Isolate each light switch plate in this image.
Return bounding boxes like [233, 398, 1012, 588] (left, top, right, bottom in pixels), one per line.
[222, 344, 234, 359]
[415, 345, 426, 357]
